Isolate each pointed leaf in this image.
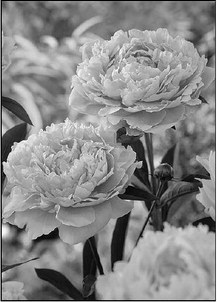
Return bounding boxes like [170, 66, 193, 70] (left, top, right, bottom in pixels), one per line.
[2, 96, 33, 125]
[160, 181, 200, 208]
[2, 257, 39, 272]
[35, 268, 83, 300]
[182, 173, 210, 183]
[161, 144, 176, 167]
[111, 212, 130, 269]
[119, 185, 156, 205]
[2, 123, 28, 185]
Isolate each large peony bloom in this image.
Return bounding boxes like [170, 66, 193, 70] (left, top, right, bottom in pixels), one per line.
[2, 281, 27, 300]
[3, 119, 140, 244]
[96, 224, 215, 300]
[196, 151, 215, 220]
[69, 28, 214, 134]
[2, 31, 15, 71]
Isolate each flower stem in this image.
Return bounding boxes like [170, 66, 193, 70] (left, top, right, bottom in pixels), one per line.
[144, 133, 156, 194]
[152, 180, 166, 231]
[87, 237, 104, 275]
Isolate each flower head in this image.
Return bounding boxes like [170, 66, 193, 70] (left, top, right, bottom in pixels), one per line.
[69, 28, 214, 134]
[196, 151, 215, 220]
[96, 224, 215, 300]
[2, 281, 27, 300]
[3, 119, 140, 244]
[2, 31, 15, 71]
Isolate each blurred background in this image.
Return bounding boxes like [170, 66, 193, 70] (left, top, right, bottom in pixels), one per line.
[2, 1, 215, 300]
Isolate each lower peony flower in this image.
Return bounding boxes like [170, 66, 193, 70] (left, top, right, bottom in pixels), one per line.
[69, 28, 214, 134]
[3, 119, 140, 244]
[2, 281, 27, 300]
[2, 31, 15, 71]
[96, 224, 215, 300]
[196, 151, 215, 220]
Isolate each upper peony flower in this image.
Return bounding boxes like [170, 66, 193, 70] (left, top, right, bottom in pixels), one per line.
[3, 119, 140, 244]
[196, 151, 215, 220]
[69, 28, 214, 134]
[2, 281, 27, 300]
[2, 31, 15, 71]
[96, 224, 215, 300]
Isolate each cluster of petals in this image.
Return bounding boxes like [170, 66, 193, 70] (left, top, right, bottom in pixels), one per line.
[3, 119, 140, 244]
[96, 224, 215, 300]
[196, 151, 215, 220]
[69, 28, 214, 134]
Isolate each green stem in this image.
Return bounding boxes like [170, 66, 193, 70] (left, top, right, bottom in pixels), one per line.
[144, 133, 156, 194]
[87, 237, 104, 275]
[152, 180, 166, 231]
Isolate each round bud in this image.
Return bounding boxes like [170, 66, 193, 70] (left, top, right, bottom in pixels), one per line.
[154, 163, 174, 181]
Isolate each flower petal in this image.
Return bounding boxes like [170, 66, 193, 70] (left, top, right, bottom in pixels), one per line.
[14, 209, 61, 239]
[110, 196, 134, 219]
[58, 201, 112, 244]
[201, 66, 215, 90]
[56, 205, 95, 227]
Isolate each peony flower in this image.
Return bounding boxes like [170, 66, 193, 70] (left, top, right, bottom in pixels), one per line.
[69, 28, 214, 134]
[2, 31, 15, 71]
[3, 119, 140, 244]
[96, 224, 215, 300]
[2, 281, 27, 300]
[196, 151, 215, 220]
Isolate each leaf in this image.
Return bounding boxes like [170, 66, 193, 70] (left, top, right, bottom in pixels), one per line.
[193, 217, 216, 232]
[2, 96, 33, 125]
[199, 95, 208, 104]
[166, 192, 207, 227]
[2, 123, 28, 185]
[182, 173, 210, 185]
[160, 181, 200, 208]
[161, 144, 176, 167]
[117, 130, 150, 188]
[82, 239, 96, 300]
[83, 275, 97, 298]
[111, 212, 130, 270]
[119, 186, 156, 208]
[35, 268, 83, 300]
[83, 240, 97, 278]
[2, 257, 39, 272]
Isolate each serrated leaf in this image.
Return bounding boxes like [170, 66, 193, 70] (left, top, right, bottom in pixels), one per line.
[160, 181, 200, 208]
[166, 192, 207, 227]
[2, 123, 28, 185]
[35, 268, 83, 300]
[111, 212, 130, 269]
[161, 144, 176, 167]
[2, 257, 39, 272]
[83, 275, 96, 298]
[2, 96, 33, 125]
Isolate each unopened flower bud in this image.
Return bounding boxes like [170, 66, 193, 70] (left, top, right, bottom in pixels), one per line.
[154, 163, 174, 181]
